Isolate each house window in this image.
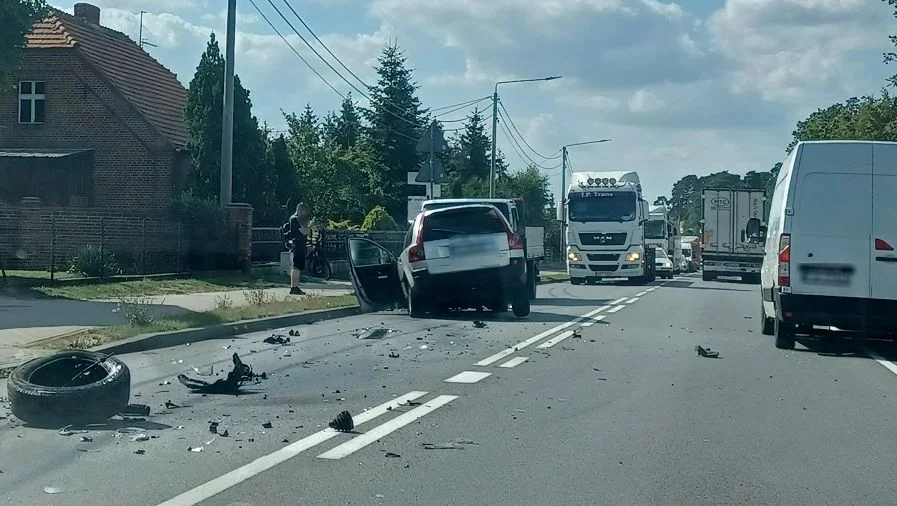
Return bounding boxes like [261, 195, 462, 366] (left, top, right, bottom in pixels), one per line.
[18, 81, 46, 124]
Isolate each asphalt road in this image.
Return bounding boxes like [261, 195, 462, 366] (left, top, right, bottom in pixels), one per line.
[4, 274, 897, 505]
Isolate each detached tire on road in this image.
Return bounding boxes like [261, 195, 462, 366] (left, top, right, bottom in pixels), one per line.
[7, 350, 131, 427]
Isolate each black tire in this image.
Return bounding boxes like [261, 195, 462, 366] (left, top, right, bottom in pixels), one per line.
[407, 290, 426, 318]
[527, 266, 538, 300]
[702, 271, 714, 282]
[760, 302, 775, 336]
[571, 278, 583, 286]
[774, 317, 796, 349]
[512, 296, 531, 318]
[7, 350, 131, 427]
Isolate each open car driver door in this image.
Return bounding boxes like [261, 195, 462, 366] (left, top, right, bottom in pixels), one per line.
[346, 237, 405, 312]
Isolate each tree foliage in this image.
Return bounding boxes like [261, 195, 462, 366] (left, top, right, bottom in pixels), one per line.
[0, 0, 47, 91]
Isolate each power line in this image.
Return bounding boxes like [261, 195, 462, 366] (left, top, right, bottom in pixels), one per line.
[497, 112, 561, 171]
[440, 107, 490, 123]
[434, 97, 491, 118]
[431, 96, 491, 112]
[498, 100, 562, 160]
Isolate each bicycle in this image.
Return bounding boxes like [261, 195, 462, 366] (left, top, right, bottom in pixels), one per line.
[305, 230, 331, 280]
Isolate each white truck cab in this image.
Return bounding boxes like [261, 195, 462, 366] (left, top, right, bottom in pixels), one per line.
[564, 171, 656, 285]
[760, 140, 897, 349]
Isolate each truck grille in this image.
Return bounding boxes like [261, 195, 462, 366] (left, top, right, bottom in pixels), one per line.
[587, 253, 620, 262]
[589, 265, 618, 272]
[579, 233, 627, 246]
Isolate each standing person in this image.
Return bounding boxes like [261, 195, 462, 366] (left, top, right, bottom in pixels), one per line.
[285, 203, 311, 295]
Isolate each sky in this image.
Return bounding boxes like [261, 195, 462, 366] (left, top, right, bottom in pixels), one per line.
[50, 0, 896, 202]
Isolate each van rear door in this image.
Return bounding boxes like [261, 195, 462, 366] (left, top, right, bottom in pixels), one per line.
[790, 142, 872, 299]
[871, 143, 897, 300]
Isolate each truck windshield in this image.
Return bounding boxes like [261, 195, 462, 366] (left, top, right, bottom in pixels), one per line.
[645, 220, 666, 239]
[568, 191, 637, 222]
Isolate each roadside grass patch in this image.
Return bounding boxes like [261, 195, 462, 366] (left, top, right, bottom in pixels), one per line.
[40, 294, 358, 350]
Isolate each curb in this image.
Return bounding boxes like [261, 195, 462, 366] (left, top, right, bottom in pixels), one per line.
[539, 277, 570, 285]
[89, 305, 360, 355]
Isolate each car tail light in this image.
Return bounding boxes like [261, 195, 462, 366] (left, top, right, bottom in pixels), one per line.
[875, 238, 894, 251]
[778, 233, 790, 287]
[408, 217, 426, 262]
[508, 232, 524, 250]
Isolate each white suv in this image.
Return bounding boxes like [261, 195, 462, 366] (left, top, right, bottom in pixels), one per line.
[347, 204, 531, 318]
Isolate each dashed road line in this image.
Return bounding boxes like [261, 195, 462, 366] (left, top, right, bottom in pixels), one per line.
[537, 330, 574, 349]
[444, 371, 492, 383]
[607, 305, 625, 313]
[609, 297, 629, 305]
[625, 297, 639, 304]
[157, 391, 429, 506]
[474, 305, 610, 366]
[635, 291, 648, 297]
[646, 287, 658, 292]
[317, 395, 458, 460]
[499, 357, 529, 368]
[863, 348, 897, 376]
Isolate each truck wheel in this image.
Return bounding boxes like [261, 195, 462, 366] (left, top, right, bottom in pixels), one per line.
[774, 317, 796, 349]
[8, 351, 131, 427]
[760, 302, 775, 336]
[702, 271, 714, 282]
[571, 278, 583, 286]
[512, 296, 531, 318]
[527, 265, 538, 300]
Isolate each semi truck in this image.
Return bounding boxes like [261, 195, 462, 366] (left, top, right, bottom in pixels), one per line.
[563, 171, 656, 285]
[646, 205, 683, 275]
[700, 188, 767, 283]
[417, 198, 545, 300]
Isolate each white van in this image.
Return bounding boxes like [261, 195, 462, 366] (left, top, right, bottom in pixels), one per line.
[760, 141, 897, 349]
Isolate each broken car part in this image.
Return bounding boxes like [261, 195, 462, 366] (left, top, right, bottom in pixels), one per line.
[7, 350, 131, 427]
[178, 353, 265, 394]
[329, 411, 354, 432]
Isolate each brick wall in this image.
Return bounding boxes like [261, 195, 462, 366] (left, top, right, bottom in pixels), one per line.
[0, 48, 182, 211]
[0, 204, 251, 275]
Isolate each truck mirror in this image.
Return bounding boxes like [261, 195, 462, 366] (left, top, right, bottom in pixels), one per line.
[745, 217, 761, 242]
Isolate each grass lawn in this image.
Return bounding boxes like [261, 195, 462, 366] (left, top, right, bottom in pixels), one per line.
[541, 272, 570, 282]
[0, 269, 333, 300]
[39, 293, 358, 350]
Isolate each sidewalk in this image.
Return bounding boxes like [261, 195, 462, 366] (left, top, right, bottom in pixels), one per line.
[0, 280, 354, 369]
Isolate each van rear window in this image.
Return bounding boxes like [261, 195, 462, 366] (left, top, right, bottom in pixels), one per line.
[423, 207, 507, 242]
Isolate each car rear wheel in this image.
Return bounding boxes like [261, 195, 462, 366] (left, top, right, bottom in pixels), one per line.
[407, 289, 426, 318]
[512, 296, 530, 318]
[491, 299, 509, 313]
[774, 317, 796, 349]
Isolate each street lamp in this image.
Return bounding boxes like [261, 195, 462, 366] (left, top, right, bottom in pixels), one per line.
[489, 76, 563, 198]
[558, 138, 613, 259]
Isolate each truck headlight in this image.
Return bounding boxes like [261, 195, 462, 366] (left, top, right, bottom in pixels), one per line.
[625, 252, 640, 262]
[568, 252, 583, 262]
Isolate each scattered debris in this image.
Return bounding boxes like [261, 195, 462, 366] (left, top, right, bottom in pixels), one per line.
[695, 346, 720, 359]
[420, 440, 478, 450]
[134, 449, 145, 455]
[572, 329, 582, 338]
[165, 400, 181, 409]
[43, 486, 65, 495]
[419, 345, 428, 350]
[187, 446, 203, 453]
[209, 421, 219, 434]
[388, 352, 400, 358]
[178, 353, 266, 394]
[79, 436, 93, 443]
[119, 404, 150, 417]
[219, 428, 229, 437]
[130, 433, 149, 442]
[262, 421, 273, 429]
[329, 411, 354, 432]
[192, 366, 214, 376]
[288, 329, 301, 337]
[473, 321, 487, 329]
[384, 452, 401, 458]
[263, 335, 291, 345]
[401, 400, 422, 407]
[356, 328, 392, 340]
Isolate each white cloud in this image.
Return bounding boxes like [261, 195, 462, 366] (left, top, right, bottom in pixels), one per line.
[627, 89, 664, 113]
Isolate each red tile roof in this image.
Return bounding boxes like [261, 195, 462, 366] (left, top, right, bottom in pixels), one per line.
[25, 9, 189, 148]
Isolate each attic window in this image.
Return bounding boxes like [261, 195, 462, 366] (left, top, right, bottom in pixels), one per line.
[19, 81, 46, 124]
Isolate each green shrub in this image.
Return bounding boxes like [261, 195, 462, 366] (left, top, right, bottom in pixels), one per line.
[169, 191, 226, 225]
[361, 206, 399, 231]
[71, 245, 120, 278]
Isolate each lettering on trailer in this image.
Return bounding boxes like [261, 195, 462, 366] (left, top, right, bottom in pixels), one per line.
[711, 196, 730, 209]
[581, 192, 615, 198]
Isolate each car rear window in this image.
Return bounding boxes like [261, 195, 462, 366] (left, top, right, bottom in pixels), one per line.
[422, 207, 507, 242]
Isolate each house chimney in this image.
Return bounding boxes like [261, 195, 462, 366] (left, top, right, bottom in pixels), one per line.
[73, 3, 100, 24]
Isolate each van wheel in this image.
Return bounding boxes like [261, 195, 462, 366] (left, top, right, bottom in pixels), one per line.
[760, 303, 775, 336]
[774, 318, 796, 349]
[512, 296, 531, 318]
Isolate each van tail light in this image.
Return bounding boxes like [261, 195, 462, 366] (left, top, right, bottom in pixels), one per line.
[508, 232, 524, 250]
[408, 217, 426, 262]
[875, 238, 894, 251]
[778, 233, 791, 287]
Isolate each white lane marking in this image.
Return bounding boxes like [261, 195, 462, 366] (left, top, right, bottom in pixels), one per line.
[864, 348, 897, 375]
[475, 305, 610, 366]
[581, 321, 595, 327]
[537, 330, 574, 349]
[635, 291, 648, 297]
[499, 356, 529, 368]
[444, 371, 492, 383]
[625, 297, 639, 304]
[157, 391, 429, 506]
[609, 297, 628, 305]
[317, 395, 458, 460]
[607, 305, 625, 313]
[646, 287, 658, 292]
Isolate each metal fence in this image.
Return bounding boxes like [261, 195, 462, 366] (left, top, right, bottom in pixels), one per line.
[321, 230, 406, 261]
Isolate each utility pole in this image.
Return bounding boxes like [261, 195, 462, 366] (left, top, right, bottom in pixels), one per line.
[429, 120, 436, 199]
[220, 0, 236, 208]
[138, 11, 157, 49]
[489, 87, 499, 198]
[559, 146, 568, 259]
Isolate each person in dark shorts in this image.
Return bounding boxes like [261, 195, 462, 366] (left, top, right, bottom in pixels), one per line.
[286, 203, 311, 295]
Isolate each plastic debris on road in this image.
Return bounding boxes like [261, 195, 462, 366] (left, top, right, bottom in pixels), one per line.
[263, 334, 291, 345]
[473, 321, 487, 329]
[329, 411, 354, 432]
[177, 353, 266, 394]
[695, 346, 720, 358]
[354, 328, 394, 340]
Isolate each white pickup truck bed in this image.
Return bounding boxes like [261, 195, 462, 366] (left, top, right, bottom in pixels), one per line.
[525, 226, 545, 261]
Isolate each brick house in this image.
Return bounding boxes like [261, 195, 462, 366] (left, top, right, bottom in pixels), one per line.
[0, 2, 189, 210]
